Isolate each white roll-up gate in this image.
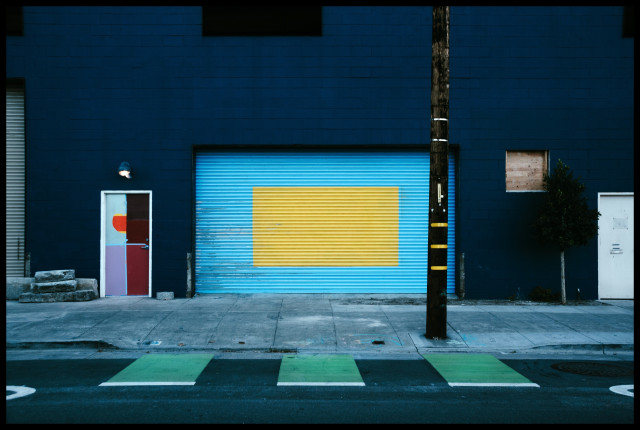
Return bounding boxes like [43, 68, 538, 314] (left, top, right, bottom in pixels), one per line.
[6, 84, 26, 277]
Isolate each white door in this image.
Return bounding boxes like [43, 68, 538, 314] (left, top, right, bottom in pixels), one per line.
[100, 191, 152, 297]
[598, 193, 634, 299]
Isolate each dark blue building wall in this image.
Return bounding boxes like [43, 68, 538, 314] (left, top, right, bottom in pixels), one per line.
[6, 6, 633, 299]
[450, 7, 634, 299]
[6, 6, 432, 297]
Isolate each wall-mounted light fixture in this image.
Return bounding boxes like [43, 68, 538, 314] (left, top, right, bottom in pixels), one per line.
[118, 161, 131, 179]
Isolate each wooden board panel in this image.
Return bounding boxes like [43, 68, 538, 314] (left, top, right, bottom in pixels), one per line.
[505, 151, 547, 191]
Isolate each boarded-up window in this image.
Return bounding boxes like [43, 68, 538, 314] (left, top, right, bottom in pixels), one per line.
[202, 7, 322, 36]
[505, 150, 548, 192]
[622, 6, 634, 38]
[6, 6, 23, 36]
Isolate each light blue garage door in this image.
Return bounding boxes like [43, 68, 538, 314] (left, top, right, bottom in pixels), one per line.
[195, 151, 455, 294]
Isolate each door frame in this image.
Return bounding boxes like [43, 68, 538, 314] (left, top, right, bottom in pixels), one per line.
[100, 190, 153, 297]
[597, 192, 633, 300]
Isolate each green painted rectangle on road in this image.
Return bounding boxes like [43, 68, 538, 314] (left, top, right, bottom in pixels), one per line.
[423, 353, 539, 387]
[100, 353, 214, 386]
[278, 354, 365, 386]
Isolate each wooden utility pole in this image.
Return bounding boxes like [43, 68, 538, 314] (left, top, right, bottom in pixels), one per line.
[426, 5, 450, 339]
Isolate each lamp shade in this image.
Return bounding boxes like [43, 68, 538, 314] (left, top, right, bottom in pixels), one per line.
[118, 161, 131, 178]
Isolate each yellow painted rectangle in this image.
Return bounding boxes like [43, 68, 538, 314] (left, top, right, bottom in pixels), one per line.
[253, 187, 398, 267]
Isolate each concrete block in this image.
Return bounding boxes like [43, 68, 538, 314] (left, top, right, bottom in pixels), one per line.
[35, 269, 75, 283]
[73, 289, 97, 301]
[157, 292, 174, 300]
[31, 280, 77, 294]
[19, 292, 57, 303]
[76, 278, 99, 295]
[6, 277, 35, 300]
[19, 289, 96, 303]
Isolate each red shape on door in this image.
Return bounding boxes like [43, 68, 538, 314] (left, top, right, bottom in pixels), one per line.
[112, 214, 127, 233]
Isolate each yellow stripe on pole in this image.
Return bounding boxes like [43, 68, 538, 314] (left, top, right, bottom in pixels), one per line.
[431, 223, 448, 227]
[431, 266, 448, 271]
[430, 244, 448, 249]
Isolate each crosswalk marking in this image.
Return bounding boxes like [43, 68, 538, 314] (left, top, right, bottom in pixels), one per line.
[98, 353, 540, 388]
[423, 353, 539, 387]
[101, 381, 196, 386]
[277, 354, 365, 386]
[99, 353, 214, 387]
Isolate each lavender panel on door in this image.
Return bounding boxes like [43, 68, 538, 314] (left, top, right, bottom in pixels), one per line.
[105, 245, 127, 296]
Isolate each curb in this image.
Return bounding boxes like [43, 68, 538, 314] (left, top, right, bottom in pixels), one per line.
[6, 340, 118, 350]
[529, 343, 634, 352]
[6, 340, 632, 357]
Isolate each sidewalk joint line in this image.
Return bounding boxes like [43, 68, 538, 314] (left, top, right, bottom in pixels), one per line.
[271, 297, 284, 349]
[139, 309, 174, 345]
[380, 305, 405, 348]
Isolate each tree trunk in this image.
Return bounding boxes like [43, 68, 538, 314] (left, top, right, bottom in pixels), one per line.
[560, 250, 566, 305]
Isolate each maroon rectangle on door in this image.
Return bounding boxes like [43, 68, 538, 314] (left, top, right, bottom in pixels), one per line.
[126, 245, 149, 295]
[126, 193, 149, 295]
[126, 193, 149, 244]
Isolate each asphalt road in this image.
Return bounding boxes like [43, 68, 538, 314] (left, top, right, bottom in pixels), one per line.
[6, 357, 634, 423]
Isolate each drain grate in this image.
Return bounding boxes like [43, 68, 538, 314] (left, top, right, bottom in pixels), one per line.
[551, 361, 633, 377]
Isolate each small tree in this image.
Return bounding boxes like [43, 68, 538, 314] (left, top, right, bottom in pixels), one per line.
[531, 159, 600, 304]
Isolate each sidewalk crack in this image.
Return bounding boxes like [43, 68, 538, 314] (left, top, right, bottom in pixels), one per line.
[380, 305, 404, 348]
[140, 310, 174, 344]
[271, 298, 284, 349]
[206, 295, 240, 344]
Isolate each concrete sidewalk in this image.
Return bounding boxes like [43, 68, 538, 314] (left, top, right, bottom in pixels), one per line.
[5, 294, 634, 361]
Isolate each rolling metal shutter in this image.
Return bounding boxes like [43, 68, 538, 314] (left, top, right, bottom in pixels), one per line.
[195, 151, 455, 294]
[6, 85, 26, 277]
